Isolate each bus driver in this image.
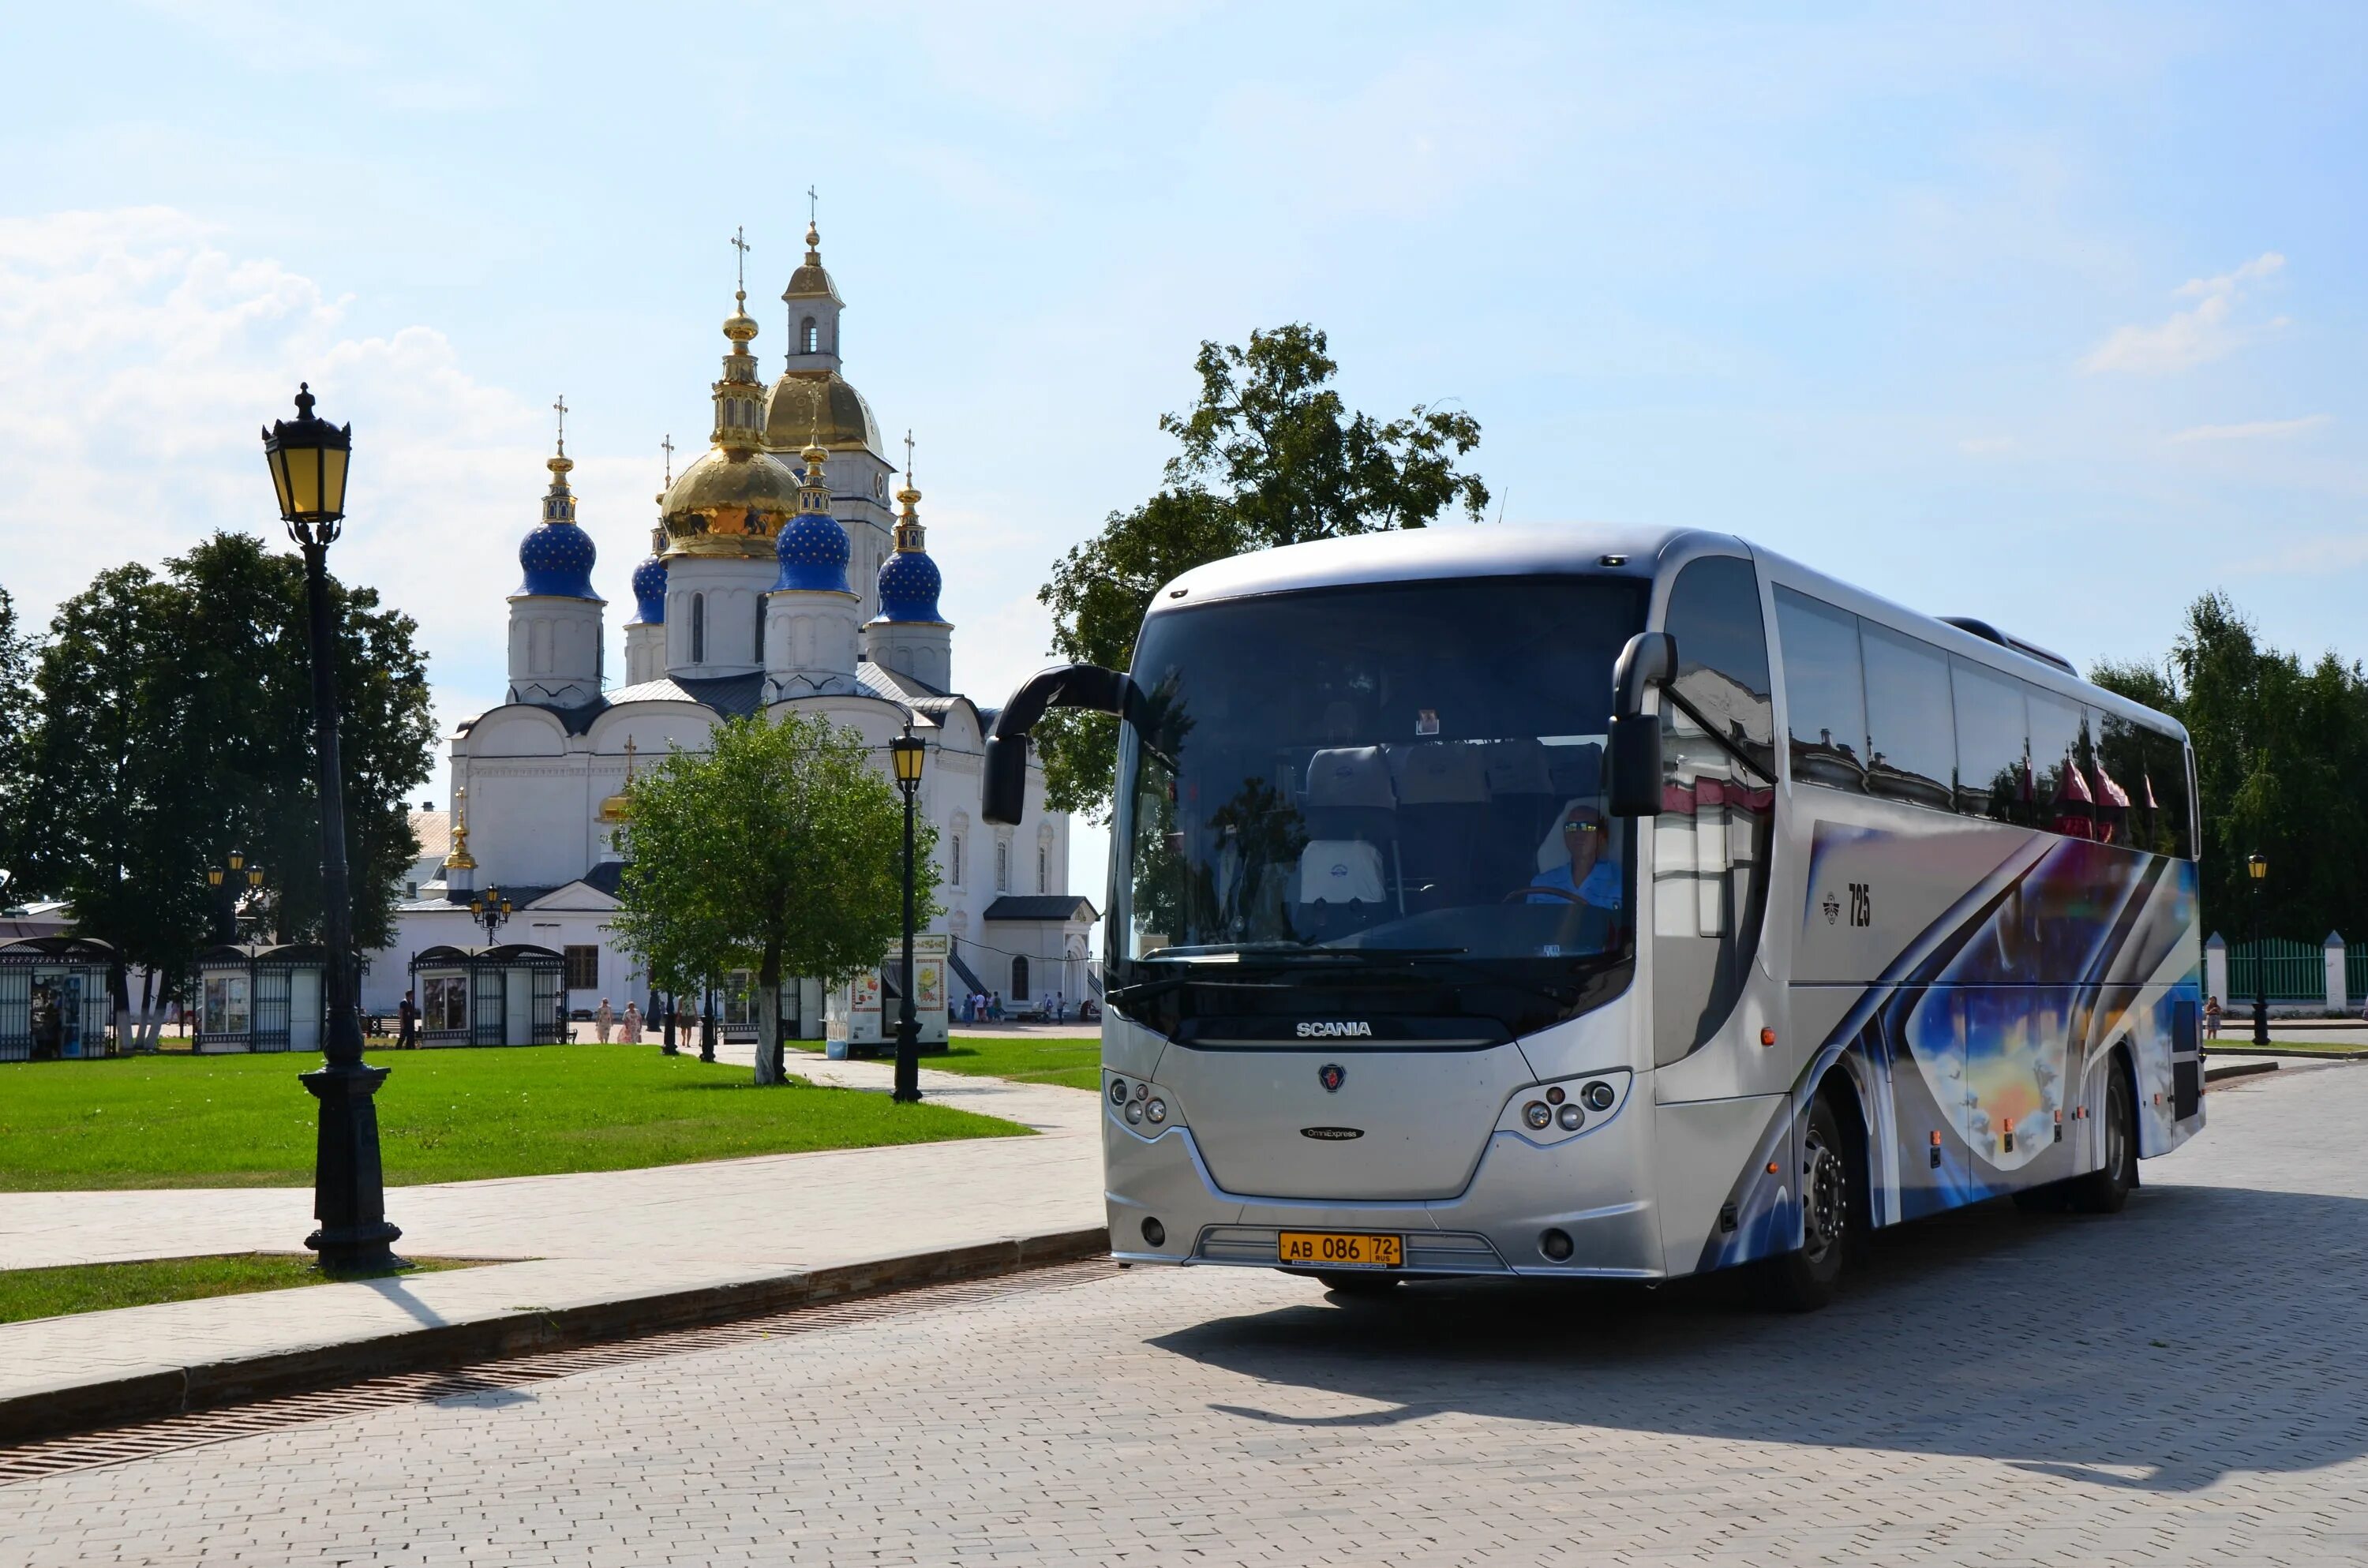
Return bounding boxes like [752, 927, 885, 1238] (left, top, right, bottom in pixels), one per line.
[1524, 804, 1623, 912]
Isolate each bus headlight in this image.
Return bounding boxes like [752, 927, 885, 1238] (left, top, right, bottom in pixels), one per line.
[1557, 1104, 1583, 1131]
[1145, 1098, 1167, 1125]
[1583, 1080, 1617, 1113]
[1125, 1100, 1144, 1125]
[1523, 1101, 1553, 1131]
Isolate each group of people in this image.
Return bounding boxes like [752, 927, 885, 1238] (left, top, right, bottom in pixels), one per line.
[962, 991, 1007, 1023]
[590, 999, 645, 1044]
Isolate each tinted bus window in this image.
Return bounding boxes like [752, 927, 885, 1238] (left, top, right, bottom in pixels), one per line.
[1860, 621, 1955, 810]
[1663, 556, 1775, 765]
[2028, 688, 2089, 837]
[1950, 657, 2026, 822]
[2140, 726, 2195, 859]
[1774, 588, 1867, 792]
[2090, 708, 2141, 847]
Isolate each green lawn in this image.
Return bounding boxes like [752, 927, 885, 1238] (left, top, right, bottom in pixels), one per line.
[0, 1254, 478, 1325]
[793, 1034, 1103, 1091]
[0, 1046, 1028, 1191]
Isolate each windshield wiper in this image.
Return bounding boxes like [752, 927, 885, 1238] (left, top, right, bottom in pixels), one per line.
[1143, 944, 1468, 964]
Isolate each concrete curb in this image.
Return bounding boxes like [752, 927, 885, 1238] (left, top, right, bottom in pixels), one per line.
[2205, 1060, 2280, 1083]
[0, 1226, 1108, 1450]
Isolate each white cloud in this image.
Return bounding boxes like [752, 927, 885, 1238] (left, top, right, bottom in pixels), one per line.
[2170, 414, 2331, 443]
[2081, 251, 2286, 374]
[0, 206, 600, 806]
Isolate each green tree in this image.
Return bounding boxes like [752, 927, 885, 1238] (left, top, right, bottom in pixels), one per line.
[1036, 324, 1489, 818]
[611, 712, 939, 1086]
[0, 586, 35, 894]
[2093, 591, 2368, 945]
[18, 534, 434, 1036]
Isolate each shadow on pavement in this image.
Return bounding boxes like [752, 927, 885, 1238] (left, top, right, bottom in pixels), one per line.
[1151, 1181, 2368, 1493]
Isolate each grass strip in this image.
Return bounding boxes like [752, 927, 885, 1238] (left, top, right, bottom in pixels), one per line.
[0, 1253, 478, 1325]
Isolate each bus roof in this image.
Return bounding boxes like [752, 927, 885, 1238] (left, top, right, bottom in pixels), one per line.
[1152, 524, 2187, 743]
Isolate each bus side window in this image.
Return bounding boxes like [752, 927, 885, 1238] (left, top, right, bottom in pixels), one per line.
[1773, 587, 1867, 792]
[2141, 725, 2195, 859]
[2090, 708, 2142, 847]
[1861, 622, 1955, 810]
[2027, 688, 2089, 837]
[1654, 556, 1774, 1065]
[1950, 657, 2026, 824]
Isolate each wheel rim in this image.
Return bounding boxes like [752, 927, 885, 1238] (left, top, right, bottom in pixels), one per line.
[1803, 1130, 1847, 1263]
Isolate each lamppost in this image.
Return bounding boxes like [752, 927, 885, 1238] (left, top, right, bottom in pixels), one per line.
[261, 384, 402, 1275]
[2248, 852, 2270, 1046]
[205, 851, 263, 944]
[468, 886, 513, 944]
[890, 725, 927, 1103]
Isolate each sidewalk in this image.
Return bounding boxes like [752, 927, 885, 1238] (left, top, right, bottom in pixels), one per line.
[0, 1055, 1105, 1443]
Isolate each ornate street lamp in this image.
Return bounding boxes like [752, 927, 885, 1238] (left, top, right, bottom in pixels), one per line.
[2247, 853, 2269, 1046]
[261, 384, 401, 1275]
[469, 886, 514, 945]
[890, 725, 927, 1103]
[205, 851, 264, 944]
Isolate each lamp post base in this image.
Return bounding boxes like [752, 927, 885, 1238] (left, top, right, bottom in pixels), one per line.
[301, 1060, 406, 1275]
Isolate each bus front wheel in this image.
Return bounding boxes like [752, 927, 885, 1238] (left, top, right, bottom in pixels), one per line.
[1762, 1095, 1859, 1312]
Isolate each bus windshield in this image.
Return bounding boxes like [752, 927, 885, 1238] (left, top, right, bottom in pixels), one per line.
[1112, 574, 1650, 983]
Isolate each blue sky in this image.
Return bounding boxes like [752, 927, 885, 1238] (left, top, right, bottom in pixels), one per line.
[2, 3, 2362, 897]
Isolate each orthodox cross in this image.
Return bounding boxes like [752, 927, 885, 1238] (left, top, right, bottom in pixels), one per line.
[730, 226, 750, 293]
[903, 429, 915, 487]
[553, 394, 568, 453]
[622, 734, 638, 784]
[660, 433, 675, 486]
[807, 185, 818, 227]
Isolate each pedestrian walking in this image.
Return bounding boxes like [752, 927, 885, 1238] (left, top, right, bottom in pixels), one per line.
[990, 990, 1003, 1021]
[1052, 990, 1064, 1023]
[2204, 995, 2222, 1041]
[621, 1000, 643, 1045]
[596, 997, 615, 1044]
[397, 990, 418, 1050]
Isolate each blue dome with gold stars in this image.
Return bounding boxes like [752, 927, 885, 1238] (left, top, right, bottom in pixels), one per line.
[875, 543, 942, 622]
[772, 440, 852, 594]
[874, 470, 943, 622]
[515, 447, 599, 599]
[628, 548, 667, 625]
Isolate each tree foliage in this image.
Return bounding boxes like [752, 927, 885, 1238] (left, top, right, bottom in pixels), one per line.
[2092, 591, 2368, 944]
[1036, 324, 1489, 818]
[0, 586, 40, 900]
[611, 711, 939, 1085]
[5, 533, 434, 1017]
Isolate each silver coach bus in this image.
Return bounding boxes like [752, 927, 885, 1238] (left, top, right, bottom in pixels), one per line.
[981, 528, 2204, 1308]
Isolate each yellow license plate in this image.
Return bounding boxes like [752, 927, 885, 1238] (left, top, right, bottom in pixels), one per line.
[1278, 1231, 1403, 1270]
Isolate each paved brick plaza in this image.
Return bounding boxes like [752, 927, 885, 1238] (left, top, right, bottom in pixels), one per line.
[4, 1061, 2362, 1566]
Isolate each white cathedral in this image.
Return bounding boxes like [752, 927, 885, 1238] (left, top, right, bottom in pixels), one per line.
[359, 223, 1095, 1036]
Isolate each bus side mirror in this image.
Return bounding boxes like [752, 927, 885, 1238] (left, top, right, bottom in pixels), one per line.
[980, 734, 1030, 826]
[1607, 631, 1677, 818]
[980, 662, 1146, 826]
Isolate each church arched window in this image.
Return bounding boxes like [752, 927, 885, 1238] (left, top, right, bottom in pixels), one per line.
[691, 594, 706, 664]
[949, 831, 964, 887]
[1010, 955, 1029, 1001]
[1036, 845, 1047, 894]
[802, 316, 819, 354]
[995, 840, 1010, 892]
[754, 600, 764, 662]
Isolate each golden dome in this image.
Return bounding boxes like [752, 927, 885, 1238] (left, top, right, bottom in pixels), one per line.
[661, 445, 803, 558]
[764, 371, 882, 456]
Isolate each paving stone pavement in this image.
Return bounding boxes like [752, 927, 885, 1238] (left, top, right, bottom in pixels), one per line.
[3, 1061, 2363, 1566]
[0, 1057, 1100, 1412]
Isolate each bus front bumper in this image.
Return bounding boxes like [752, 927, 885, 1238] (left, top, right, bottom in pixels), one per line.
[1105, 1106, 1662, 1280]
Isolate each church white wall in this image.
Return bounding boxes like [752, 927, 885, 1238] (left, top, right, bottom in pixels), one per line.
[506, 595, 603, 708]
[665, 556, 774, 678]
[622, 622, 665, 687]
[862, 619, 953, 693]
[764, 591, 861, 698]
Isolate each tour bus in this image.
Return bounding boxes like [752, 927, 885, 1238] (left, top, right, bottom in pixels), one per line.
[980, 527, 2204, 1308]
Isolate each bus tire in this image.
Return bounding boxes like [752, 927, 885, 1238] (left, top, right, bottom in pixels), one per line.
[1763, 1094, 1857, 1312]
[2067, 1057, 2138, 1215]
[1313, 1270, 1403, 1297]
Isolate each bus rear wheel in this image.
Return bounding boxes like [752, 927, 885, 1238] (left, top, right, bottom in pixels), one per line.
[1762, 1095, 1858, 1312]
[2066, 1061, 2138, 1214]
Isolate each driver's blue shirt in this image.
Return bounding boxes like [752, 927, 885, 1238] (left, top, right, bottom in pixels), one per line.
[1527, 860, 1623, 908]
